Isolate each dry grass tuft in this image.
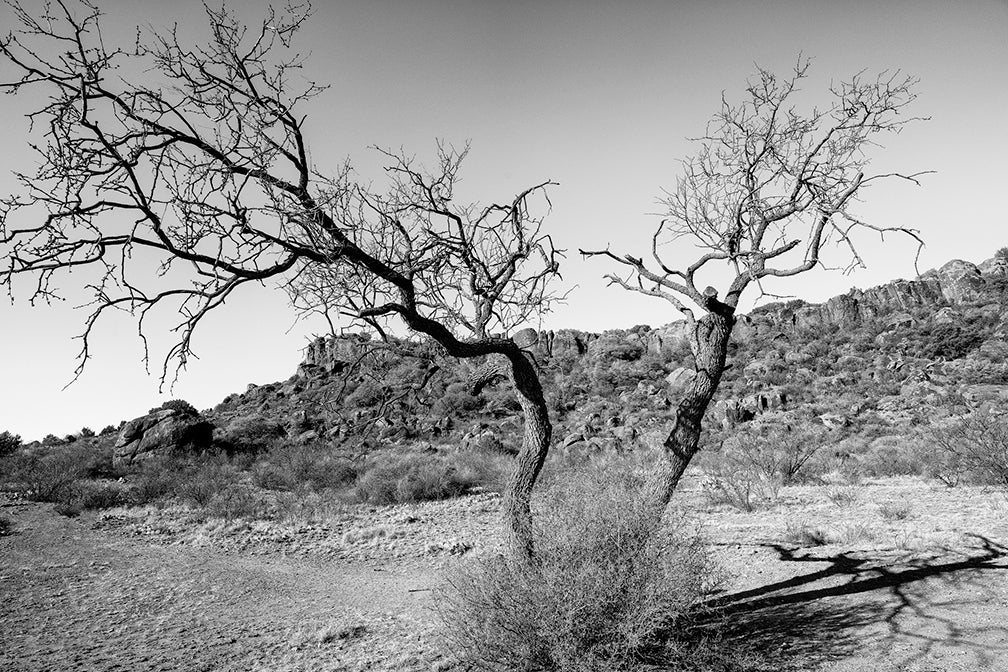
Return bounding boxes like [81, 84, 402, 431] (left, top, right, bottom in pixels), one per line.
[783, 521, 832, 547]
[878, 501, 912, 521]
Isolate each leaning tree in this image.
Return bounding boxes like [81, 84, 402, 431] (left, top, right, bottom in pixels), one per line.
[0, 1, 563, 562]
[584, 59, 927, 509]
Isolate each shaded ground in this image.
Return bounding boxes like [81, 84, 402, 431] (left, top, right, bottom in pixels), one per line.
[3, 477, 1008, 671]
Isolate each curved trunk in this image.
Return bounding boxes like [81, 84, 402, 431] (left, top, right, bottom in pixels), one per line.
[649, 310, 734, 509]
[501, 351, 552, 563]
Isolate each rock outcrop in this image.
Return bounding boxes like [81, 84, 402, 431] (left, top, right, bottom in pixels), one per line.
[299, 251, 1008, 374]
[113, 408, 214, 468]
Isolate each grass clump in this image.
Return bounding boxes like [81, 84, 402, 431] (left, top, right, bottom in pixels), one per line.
[878, 501, 912, 521]
[783, 521, 832, 547]
[437, 468, 724, 672]
[824, 486, 858, 507]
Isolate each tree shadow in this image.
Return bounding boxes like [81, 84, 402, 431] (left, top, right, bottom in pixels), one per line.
[657, 534, 1008, 670]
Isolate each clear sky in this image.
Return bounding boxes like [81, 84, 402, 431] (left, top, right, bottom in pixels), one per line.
[1, 0, 1006, 440]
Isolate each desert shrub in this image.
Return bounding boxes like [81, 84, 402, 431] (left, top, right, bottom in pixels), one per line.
[79, 427, 95, 438]
[918, 322, 983, 360]
[701, 461, 776, 513]
[206, 483, 269, 521]
[66, 440, 118, 479]
[437, 468, 722, 672]
[99, 425, 118, 436]
[0, 431, 22, 456]
[127, 459, 181, 505]
[701, 426, 826, 511]
[2, 450, 82, 502]
[0, 514, 11, 535]
[41, 434, 62, 446]
[253, 443, 358, 492]
[56, 480, 131, 516]
[354, 449, 499, 505]
[149, 399, 198, 415]
[175, 458, 241, 508]
[273, 489, 349, 524]
[845, 436, 923, 479]
[929, 411, 1008, 488]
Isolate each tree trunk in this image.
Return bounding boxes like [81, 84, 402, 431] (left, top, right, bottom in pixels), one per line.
[649, 310, 734, 509]
[501, 350, 552, 563]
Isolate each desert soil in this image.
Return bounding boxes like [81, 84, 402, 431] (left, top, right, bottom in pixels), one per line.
[2, 476, 1008, 671]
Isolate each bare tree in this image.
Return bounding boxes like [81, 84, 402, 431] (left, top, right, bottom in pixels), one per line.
[0, 0, 562, 561]
[583, 58, 928, 510]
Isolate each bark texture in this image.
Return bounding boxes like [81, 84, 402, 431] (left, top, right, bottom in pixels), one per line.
[469, 351, 551, 563]
[650, 309, 734, 508]
[502, 351, 552, 562]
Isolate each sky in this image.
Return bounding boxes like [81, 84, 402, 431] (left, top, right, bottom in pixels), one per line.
[1, 0, 1007, 440]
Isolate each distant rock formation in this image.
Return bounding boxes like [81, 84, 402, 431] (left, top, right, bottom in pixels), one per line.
[298, 250, 1008, 370]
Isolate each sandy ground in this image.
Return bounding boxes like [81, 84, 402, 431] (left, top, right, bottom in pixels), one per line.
[2, 476, 1008, 671]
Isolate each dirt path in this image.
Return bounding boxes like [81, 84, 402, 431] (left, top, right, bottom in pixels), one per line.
[1, 501, 442, 672]
[3, 479, 1008, 671]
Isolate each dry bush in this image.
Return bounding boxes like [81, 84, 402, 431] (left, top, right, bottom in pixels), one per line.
[127, 457, 183, 505]
[273, 490, 349, 524]
[700, 426, 826, 512]
[354, 449, 504, 505]
[0, 430, 21, 457]
[783, 521, 831, 547]
[929, 411, 1008, 489]
[437, 468, 723, 672]
[70, 480, 129, 512]
[1, 449, 82, 502]
[206, 483, 270, 521]
[175, 458, 242, 508]
[701, 463, 777, 513]
[252, 443, 358, 492]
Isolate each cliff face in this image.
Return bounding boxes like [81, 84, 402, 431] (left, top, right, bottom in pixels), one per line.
[737, 254, 1007, 341]
[301, 250, 1008, 370]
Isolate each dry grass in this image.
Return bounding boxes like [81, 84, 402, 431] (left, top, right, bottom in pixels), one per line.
[782, 521, 832, 547]
[878, 500, 913, 521]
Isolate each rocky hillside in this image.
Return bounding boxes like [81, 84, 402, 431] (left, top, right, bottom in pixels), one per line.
[176, 248, 1007, 461]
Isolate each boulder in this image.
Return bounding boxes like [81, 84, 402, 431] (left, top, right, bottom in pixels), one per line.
[819, 413, 848, 429]
[712, 399, 754, 430]
[512, 327, 539, 348]
[462, 428, 508, 454]
[665, 367, 696, 396]
[933, 307, 961, 324]
[935, 259, 984, 303]
[740, 389, 787, 416]
[113, 408, 214, 468]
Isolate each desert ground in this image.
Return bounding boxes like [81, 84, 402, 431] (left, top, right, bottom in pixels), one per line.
[3, 474, 1007, 672]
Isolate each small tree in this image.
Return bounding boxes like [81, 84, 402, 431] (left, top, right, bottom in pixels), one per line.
[584, 59, 927, 510]
[0, 1, 562, 561]
[0, 430, 22, 456]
